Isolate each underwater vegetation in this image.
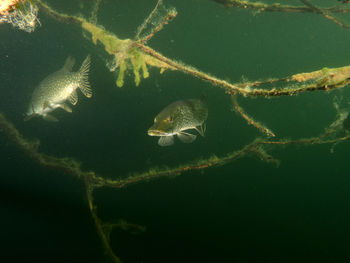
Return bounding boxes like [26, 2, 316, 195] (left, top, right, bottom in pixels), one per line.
[2, 0, 350, 262]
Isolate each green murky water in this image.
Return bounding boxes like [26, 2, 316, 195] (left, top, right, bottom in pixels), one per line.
[1, 0, 350, 262]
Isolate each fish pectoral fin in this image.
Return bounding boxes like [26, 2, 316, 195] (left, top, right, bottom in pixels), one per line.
[158, 136, 174, 147]
[195, 123, 206, 137]
[58, 103, 72, 113]
[69, 90, 78, 105]
[24, 114, 36, 122]
[43, 114, 58, 122]
[178, 132, 197, 143]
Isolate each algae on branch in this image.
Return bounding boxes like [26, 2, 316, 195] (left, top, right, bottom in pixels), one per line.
[81, 19, 173, 87]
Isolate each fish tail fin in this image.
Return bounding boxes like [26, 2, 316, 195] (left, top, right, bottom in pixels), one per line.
[78, 54, 92, 98]
[63, 56, 76, 71]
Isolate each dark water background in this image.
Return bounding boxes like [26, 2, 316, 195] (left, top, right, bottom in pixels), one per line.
[1, 0, 350, 262]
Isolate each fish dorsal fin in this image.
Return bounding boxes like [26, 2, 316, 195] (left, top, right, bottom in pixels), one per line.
[62, 56, 76, 72]
[58, 103, 72, 113]
[79, 55, 92, 98]
[43, 114, 58, 122]
[178, 132, 197, 143]
[195, 123, 206, 137]
[158, 136, 174, 147]
[69, 90, 78, 105]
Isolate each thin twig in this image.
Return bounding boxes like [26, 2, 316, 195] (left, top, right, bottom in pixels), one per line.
[90, 0, 103, 24]
[85, 182, 122, 263]
[137, 7, 177, 44]
[300, 0, 350, 29]
[134, 0, 162, 40]
[211, 0, 350, 14]
[231, 93, 276, 137]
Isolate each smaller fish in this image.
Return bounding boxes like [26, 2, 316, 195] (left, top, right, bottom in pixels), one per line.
[25, 55, 92, 122]
[148, 96, 208, 146]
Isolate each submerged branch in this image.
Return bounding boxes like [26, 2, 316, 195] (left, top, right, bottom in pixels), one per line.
[89, 0, 103, 24]
[1, 112, 348, 190]
[135, 0, 162, 40]
[38, 0, 350, 97]
[231, 92, 276, 137]
[211, 0, 350, 14]
[210, 0, 350, 30]
[85, 182, 122, 263]
[137, 7, 177, 44]
[1, 107, 349, 261]
[300, 0, 350, 29]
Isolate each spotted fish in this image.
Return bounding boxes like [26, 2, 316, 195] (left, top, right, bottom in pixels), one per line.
[25, 55, 91, 121]
[148, 97, 208, 146]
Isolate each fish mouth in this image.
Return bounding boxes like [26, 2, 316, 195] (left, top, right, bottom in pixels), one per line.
[148, 129, 168, 136]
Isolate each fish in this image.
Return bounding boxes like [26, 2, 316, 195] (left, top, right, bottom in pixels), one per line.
[25, 55, 92, 121]
[148, 97, 208, 146]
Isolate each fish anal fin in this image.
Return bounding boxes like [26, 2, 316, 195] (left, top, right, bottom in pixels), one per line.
[58, 103, 72, 113]
[178, 132, 196, 143]
[158, 136, 174, 147]
[79, 84, 92, 98]
[43, 114, 58, 122]
[69, 90, 78, 105]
